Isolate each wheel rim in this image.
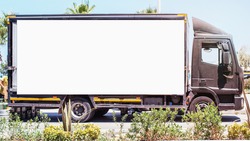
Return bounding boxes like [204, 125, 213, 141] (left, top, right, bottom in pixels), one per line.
[72, 103, 87, 118]
[197, 101, 209, 111]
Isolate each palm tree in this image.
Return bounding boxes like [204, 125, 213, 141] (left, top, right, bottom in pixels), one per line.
[0, 25, 7, 45]
[66, 0, 95, 14]
[0, 61, 7, 76]
[137, 7, 157, 14]
[0, 13, 8, 45]
[0, 13, 12, 71]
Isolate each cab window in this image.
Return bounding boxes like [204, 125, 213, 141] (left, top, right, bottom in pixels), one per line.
[201, 43, 222, 65]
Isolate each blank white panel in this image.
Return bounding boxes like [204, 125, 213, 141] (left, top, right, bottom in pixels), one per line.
[16, 20, 185, 95]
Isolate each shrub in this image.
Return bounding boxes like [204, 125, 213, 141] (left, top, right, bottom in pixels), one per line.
[43, 125, 71, 141]
[44, 123, 100, 141]
[127, 108, 184, 141]
[98, 113, 127, 141]
[62, 98, 71, 132]
[182, 104, 225, 140]
[228, 122, 250, 140]
[0, 113, 49, 141]
[245, 78, 250, 90]
[0, 116, 8, 140]
[98, 129, 119, 141]
[73, 124, 100, 141]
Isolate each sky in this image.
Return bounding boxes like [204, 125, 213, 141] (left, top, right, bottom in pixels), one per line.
[0, 0, 250, 61]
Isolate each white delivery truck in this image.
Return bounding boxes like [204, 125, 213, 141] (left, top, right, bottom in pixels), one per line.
[7, 14, 244, 121]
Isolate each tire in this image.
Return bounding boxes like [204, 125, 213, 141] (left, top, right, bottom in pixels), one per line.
[189, 96, 214, 112]
[21, 107, 26, 120]
[71, 98, 94, 122]
[94, 108, 109, 117]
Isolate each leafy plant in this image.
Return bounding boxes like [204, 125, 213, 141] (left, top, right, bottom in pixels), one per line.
[62, 98, 72, 132]
[73, 124, 100, 141]
[182, 104, 225, 140]
[44, 123, 100, 141]
[98, 131, 115, 141]
[17, 117, 43, 141]
[0, 113, 49, 141]
[228, 122, 250, 140]
[0, 60, 7, 76]
[127, 108, 184, 141]
[0, 13, 8, 45]
[43, 125, 71, 141]
[0, 12, 15, 45]
[244, 78, 250, 90]
[66, 0, 95, 14]
[137, 7, 157, 14]
[111, 112, 128, 141]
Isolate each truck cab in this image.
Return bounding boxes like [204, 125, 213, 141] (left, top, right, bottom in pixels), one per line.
[190, 17, 244, 111]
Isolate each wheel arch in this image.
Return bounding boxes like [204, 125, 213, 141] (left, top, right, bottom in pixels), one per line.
[190, 87, 220, 106]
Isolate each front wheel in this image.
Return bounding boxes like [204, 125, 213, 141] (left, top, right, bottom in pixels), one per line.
[189, 96, 214, 112]
[71, 98, 95, 122]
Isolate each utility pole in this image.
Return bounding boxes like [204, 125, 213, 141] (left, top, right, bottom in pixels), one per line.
[157, 0, 161, 13]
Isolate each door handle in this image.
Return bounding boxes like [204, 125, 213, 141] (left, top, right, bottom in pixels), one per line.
[199, 79, 206, 86]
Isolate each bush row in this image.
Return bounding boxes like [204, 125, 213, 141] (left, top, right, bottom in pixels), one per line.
[100, 104, 250, 140]
[0, 113, 100, 141]
[1, 105, 250, 140]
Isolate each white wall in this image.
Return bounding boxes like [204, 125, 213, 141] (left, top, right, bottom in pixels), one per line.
[16, 20, 185, 95]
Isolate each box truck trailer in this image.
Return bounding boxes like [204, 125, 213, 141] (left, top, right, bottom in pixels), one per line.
[7, 14, 244, 122]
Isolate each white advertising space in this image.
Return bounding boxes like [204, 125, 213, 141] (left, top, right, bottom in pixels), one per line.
[16, 20, 185, 95]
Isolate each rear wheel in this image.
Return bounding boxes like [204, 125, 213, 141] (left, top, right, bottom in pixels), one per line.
[21, 107, 27, 119]
[71, 98, 94, 122]
[189, 96, 214, 112]
[10, 107, 36, 120]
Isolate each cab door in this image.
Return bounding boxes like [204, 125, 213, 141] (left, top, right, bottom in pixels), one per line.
[198, 39, 238, 94]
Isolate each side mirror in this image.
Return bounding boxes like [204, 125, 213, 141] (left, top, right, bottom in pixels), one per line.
[222, 43, 229, 51]
[223, 51, 230, 65]
[223, 51, 232, 74]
